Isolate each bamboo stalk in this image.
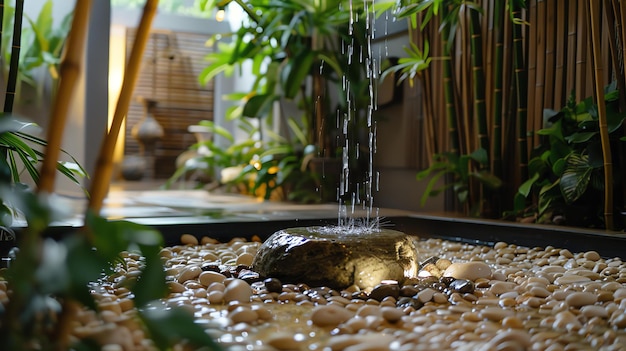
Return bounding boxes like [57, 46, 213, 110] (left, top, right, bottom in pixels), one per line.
[544, 1, 556, 112]
[87, 0, 159, 214]
[533, 0, 546, 149]
[554, 0, 567, 107]
[3, 0, 23, 114]
[607, 0, 626, 112]
[565, 1, 578, 95]
[589, 0, 615, 231]
[441, 6, 460, 157]
[620, 0, 626, 91]
[460, 9, 472, 158]
[512, 1, 529, 182]
[526, 0, 537, 150]
[37, 0, 92, 194]
[575, 0, 588, 101]
[601, 3, 611, 87]
[491, 0, 504, 179]
[469, 9, 489, 164]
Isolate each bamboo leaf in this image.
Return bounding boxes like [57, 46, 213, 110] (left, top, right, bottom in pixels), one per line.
[420, 170, 450, 207]
[242, 93, 276, 118]
[287, 117, 308, 146]
[472, 171, 503, 189]
[282, 50, 315, 99]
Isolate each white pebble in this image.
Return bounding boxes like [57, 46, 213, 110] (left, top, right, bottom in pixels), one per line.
[236, 252, 255, 266]
[580, 305, 609, 318]
[223, 279, 253, 303]
[443, 262, 492, 281]
[554, 274, 591, 285]
[199, 271, 226, 287]
[177, 266, 201, 283]
[583, 251, 601, 261]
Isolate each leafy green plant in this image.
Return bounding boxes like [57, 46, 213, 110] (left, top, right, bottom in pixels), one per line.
[234, 119, 326, 203]
[1, 0, 72, 97]
[197, 0, 373, 202]
[416, 148, 502, 216]
[0, 116, 86, 226]
[112, 0, 211, 18]
[514, 87, 625, 227]
[165, 118, 264, 190]
[199, 0, 348, 151]
[0, 185, 221, 350]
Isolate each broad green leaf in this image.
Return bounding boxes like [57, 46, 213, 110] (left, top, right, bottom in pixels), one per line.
[560, 153, 592, 204]
[518, 172, 540, 197]
[469, 148, 489, 165]
[513, 192, 528, 213]
[243, 93, 276, 118]
[140, 306, 222, 351]
[132, 247, 167, 308]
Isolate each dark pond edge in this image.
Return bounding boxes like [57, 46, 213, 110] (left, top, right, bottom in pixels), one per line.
[389, 214, 626, 259]
[4, 213, 626, 260]
[139, 213, 626, 259]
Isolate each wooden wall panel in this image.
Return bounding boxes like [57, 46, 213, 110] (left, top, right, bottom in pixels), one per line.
[124, 29, 214, 179]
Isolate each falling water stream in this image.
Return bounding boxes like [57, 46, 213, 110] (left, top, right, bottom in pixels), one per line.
[335, 0, 385, 233]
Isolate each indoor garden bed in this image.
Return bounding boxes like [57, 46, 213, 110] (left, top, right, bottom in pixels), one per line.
[4, 214, 626, 350]
[80, 216, 626, 350]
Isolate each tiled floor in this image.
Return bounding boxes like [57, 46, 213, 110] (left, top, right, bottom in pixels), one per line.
[32, 180, 412, 231]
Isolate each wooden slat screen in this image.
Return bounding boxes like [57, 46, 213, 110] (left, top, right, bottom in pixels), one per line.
[124, 29, 214, 179]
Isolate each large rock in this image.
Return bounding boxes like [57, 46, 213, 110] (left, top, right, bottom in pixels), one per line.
[251, 227, 419, 289]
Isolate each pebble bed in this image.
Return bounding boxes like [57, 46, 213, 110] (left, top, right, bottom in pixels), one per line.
[46, 233, 626, 350]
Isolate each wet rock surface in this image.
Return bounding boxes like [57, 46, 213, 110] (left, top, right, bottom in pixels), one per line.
[251, 227, 419, 289]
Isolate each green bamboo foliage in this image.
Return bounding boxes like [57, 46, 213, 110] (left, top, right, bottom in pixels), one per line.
[511, 0, 529, 182]
[3, 0, 22, 113]
[589, 0, 614, 230]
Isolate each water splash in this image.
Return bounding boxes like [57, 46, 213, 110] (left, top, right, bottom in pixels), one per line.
[336, 0, 383, 232]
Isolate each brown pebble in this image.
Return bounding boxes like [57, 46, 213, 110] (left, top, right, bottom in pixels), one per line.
[565, 291, 597, 307]
[180, 234, 199, 245]
[229, 306, 258, 324]
[583, 251, 601, 261]
[266, 332, 304, 350]
[310, 304, 354, 328]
